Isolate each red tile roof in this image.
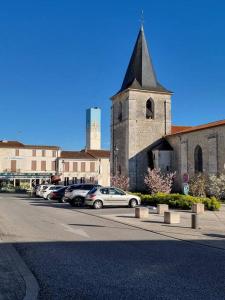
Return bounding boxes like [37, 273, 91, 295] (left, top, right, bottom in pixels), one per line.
[0, 140, 59, 150]
[168, 119, 225, 136]
[60, 151, 95, 159]
[171, 125, 193, 134]
[82, 149, 110, 158]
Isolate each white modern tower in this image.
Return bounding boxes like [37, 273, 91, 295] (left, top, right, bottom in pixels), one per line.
[86, 107, 101, 150]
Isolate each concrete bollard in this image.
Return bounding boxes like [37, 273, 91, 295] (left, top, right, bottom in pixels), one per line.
[135, 207, 149, 219]
[164, 211, 180, 224]
[192, 203, 205, 214]
[191, 214, 199, 229]
[157, 204, 169, 215]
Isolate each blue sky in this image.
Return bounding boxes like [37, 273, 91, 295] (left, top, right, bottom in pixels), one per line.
[0, 0, 225, 150]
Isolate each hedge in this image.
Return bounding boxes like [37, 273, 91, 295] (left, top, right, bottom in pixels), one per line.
[133, 192, 221, 211]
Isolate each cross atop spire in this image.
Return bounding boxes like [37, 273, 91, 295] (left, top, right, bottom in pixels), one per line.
[119, 26, 170, 93]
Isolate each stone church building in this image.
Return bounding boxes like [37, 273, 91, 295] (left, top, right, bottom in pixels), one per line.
[111, 25, 225, 191]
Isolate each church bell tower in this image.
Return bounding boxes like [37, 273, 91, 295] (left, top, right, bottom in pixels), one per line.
[110, 26, 172, 191]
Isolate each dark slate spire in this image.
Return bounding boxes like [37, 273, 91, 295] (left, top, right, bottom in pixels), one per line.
[120, 26, 170, 93]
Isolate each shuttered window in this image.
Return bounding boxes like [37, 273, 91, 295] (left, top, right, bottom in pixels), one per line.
[41, 161, 46, 171]
[11, 160, 17, 172]
[31, 161, 37, 171]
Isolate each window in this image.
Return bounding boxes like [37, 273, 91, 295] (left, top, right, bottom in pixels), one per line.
[64, 162, 69, 172]
[41, 161, 46, 171]
[52, 150, 56, 157]
[146, 98, 154, 119]
[51, 161, 56, 171]
[31, 161, 37, 171]
[81, 162, 86, 172]
[194, 145, 203, 173]
[90, 177, 95, 183]
[64, 177, 69, 186]
[42, 150, 46, 157]
[32, 149, 36, 157]
[73, 162, 78, 172]
[11, 160, 17, 172]
[118, 102, 122, 122]
[100, 188, 109, 195]
[80, 177, 86, 183]
[15, 149, 19, 156]
[72, 177, 78, 184]
[90, 162, 95, 172]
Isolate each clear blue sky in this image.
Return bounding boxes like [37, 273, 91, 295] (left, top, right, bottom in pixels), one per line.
[0, 0, 225, 150]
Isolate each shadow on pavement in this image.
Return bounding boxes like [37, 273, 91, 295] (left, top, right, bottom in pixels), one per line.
[1, 238, 224, 300]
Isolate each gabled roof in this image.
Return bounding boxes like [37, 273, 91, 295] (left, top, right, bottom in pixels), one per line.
[82, 149, 110, 158]
[0, 140, 59, 150]
[60, 151, 94, 159]
[119, 26, 171, 94]
[167, 119, 225, 136]
[171, 125, 193, 134]
[61, 150, 110, 160]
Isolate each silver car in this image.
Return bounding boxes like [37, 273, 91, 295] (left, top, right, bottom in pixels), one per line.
[85, 187, 141, 209]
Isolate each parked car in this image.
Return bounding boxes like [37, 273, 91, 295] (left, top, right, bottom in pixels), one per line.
[48, 186, 67, 202]
[65, 184, 101, 206]
[85, 187, 141, 209]
[36, 185, 51, 197]
[42, 185, 64, 199]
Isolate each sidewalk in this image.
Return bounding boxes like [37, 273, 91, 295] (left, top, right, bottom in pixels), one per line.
[102, 204, 225, 250]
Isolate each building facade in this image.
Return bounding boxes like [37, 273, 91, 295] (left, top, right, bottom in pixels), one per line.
[111, 26, 225, 191]
[0, 140, 59, 187]
[0, 106, 110, 189]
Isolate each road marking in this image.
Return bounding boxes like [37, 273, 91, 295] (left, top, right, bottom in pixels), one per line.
[61, 224, 90, 238]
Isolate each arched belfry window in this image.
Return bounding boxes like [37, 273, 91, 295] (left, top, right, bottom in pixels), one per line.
[146, 98, 154, 119]
[194, 145, 203, 173]
[118, 102, 122, 122]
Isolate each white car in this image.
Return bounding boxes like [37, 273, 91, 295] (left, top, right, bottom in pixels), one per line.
[42, 185, 64, 199]
[36, 185, 51, 197]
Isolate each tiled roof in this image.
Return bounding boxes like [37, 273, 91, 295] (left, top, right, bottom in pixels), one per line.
[60, 151, 95, 159]
[171, 125, 193, 134]
[0, 140, 59, 150]
[83, 149, 110, 158]
[168, 120, 225, 136]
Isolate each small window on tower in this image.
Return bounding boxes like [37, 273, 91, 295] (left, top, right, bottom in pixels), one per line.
[146, 98, 154, 119]
[118, 102, 122, 122]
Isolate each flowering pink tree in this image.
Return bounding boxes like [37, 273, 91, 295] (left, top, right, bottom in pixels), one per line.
[144, 168, 175, 194]
[111, 175, 129, 191]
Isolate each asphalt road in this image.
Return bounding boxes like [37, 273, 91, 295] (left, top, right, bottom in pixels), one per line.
[0, 194, 225, 300]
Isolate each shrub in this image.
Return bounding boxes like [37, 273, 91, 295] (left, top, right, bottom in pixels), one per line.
[207, 174, 225, 200]
[144, 168, 176, 194]
[111, 175, 129, 191]
[133, 192, 221, 211]
[189, 173, 208, 197]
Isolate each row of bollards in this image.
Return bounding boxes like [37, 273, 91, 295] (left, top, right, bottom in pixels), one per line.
[135, 204, 203, 229]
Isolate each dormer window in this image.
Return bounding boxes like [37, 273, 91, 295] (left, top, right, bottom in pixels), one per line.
[146, 98, 154, 119]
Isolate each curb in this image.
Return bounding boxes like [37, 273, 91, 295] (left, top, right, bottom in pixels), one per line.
[75, 209, 225, 252]
[1, 241, 39, 300]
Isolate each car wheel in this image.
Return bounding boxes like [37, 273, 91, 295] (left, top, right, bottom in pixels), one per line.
[60, 196, 67, 203]
[69, 200, 76, 207]
[74, 196, 84, 207]
[129, 199, 138, 208]
[47, 194, 51, 200]
[93, 200, 103, 209]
